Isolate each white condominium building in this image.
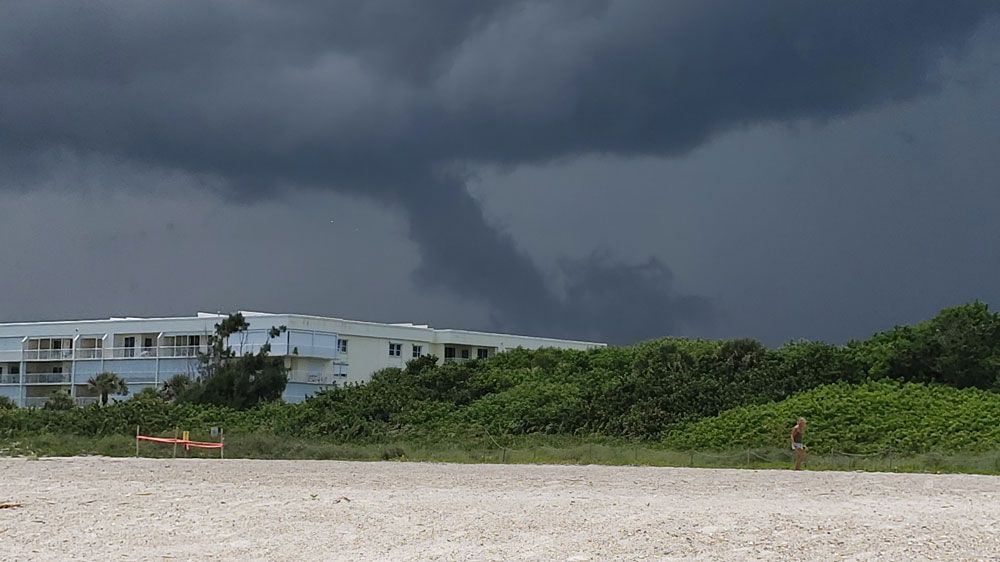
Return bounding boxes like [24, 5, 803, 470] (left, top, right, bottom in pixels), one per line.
[0, 311, 604, 407]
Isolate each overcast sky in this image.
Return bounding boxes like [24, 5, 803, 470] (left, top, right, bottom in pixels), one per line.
[2, 1, 999, 345]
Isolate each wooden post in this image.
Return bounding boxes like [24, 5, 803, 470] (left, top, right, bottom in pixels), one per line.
[173, 426, 178, 458]
[135, 425, 140, 457]
[220, 428, 225, 460]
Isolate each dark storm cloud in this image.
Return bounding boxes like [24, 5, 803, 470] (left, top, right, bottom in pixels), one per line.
[1, 0, 996, 342]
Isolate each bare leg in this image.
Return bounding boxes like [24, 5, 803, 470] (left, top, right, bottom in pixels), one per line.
[794, 448, 805, 470]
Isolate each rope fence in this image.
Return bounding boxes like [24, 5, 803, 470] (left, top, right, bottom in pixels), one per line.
[135, 426, 225, 459]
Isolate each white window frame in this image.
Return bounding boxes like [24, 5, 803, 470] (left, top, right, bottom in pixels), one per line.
[412, 345, 423, 358]
[388, 343, 402, 357]
[338, 339, 348, 354]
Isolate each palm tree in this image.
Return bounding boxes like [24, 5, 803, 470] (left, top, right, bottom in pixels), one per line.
[87, 372, 128, 406]
[160, 374, 192, 401]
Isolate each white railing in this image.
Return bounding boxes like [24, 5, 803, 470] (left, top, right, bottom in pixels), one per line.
[23, 373, 72, 384]
[24, 397, 49, 408]
[22, 349, 74, 361]
[109, 347, 159, 358]
[0, 374, 20, 384]
[13, 343, 296, 361]
[158, 345, 206, 358]
[105, 345, 207, 359]
[74, 348, 103, 359]
[231, 343, 339, 358]
[443, 357, 471, 364]
[117, 373, 158, 384]
[75, 397, 100, 406]
[287, 370, 347, 385]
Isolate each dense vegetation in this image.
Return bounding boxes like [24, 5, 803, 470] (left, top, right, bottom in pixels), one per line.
[664, 380, 1000, 453]
[1, 302, 999, 461]
[178, 313, 289, 408]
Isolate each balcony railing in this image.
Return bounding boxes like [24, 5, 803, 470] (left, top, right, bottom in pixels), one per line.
[106, 345, 207, 359]
[0, 374, 20, 384]
[443, 357, 471, 364]
[109, 347, 159, 358]
[24, 397, 50, 408]
[74, 348, 102, 359]
[116, 373, 158, 384]
[22, 349, 74, 361]
[287, 370, 347, 385]
[158, 345, 206, 358]
[23, 373, 72, 384]
[75, 397, 100, 407]
[230, 343, 339, 358]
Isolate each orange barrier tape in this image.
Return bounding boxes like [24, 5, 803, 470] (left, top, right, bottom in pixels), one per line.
[137, 435, 224, 449]
[184, 441, 224, 449]
[137, 435, 180, 444]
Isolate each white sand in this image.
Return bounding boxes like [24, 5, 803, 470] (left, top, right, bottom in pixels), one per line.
[0, 457, 998, 561]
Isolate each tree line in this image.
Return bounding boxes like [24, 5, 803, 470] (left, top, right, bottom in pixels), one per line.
[3, 302, 998, 442]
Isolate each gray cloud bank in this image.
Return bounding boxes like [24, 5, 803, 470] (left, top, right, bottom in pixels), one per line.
[2, 1, 997, 343]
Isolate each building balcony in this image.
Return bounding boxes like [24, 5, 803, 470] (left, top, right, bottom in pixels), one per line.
[23, 349, 74, 361]
[158, 345, 206, 358]
[74, 349, 103, 359]
[109, 347, 159, 359]
[0, 374, 20, 384]
[24, 397, 50, 408]
[23, 373, 72, 384]
[287, 370, 347, 385]
[115, 374, 158, 384]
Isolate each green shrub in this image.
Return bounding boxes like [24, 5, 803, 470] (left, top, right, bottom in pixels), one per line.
[664, 381, 1000, 454]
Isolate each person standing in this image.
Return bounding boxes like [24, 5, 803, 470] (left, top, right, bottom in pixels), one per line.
[791, 418, 807, 470]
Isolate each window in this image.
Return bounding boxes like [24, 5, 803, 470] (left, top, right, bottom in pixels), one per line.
[460, 349, 470, 360]
[338, 339, 348, 354]
[412, 345, 423, 358]
[123, 336, 136, 358]
[477, 348, 489, 359]
[444, 347, 456, 359]
[389, 343, 402, 357]
[141, 337, 156, 357]
[10, 364, 18, 375]
[52, 366, 63, 374]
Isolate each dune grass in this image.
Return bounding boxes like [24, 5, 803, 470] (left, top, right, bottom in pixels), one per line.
[3, 433, 999, 475]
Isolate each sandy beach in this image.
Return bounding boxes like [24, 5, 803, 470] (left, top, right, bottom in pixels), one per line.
[0, 457, 997, 561]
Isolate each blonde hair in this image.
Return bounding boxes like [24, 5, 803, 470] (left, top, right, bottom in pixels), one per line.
[797, 417, 807, 424]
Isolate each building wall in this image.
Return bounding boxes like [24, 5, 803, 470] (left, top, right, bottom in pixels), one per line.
[0, 385, 19, 403]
